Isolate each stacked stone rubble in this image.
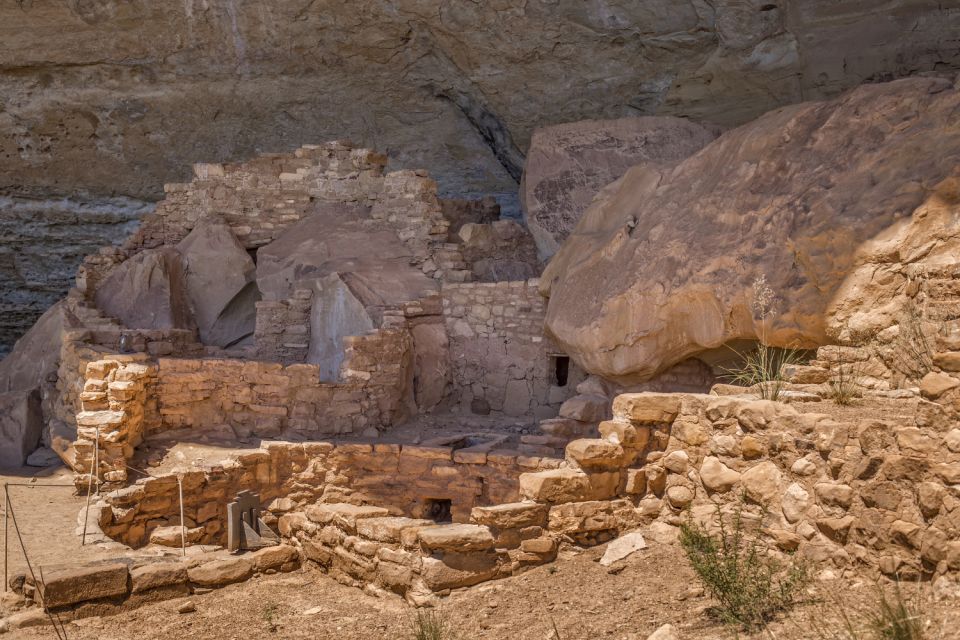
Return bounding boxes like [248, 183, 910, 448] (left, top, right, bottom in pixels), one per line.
[73, 358, 157, 488]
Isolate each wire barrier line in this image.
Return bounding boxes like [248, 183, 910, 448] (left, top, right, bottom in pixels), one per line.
[2, 484, 76, 488]
[3, 488, 7, 594]
[4, 485, 68, 640]
[38, 564, 69, 640]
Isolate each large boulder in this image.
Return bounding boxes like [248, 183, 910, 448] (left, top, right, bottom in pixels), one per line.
[0, 300, 75, 463]
[521, 116, 716, 259]
[0, 390, 42, 468]
[257, 203, 437, 382]
[94, 247, 196, 331]
[256, 203, 437, 306]
[542, 78, 960, 383]
[177, 216, 259, 348]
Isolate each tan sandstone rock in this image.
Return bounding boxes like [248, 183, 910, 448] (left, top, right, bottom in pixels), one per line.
[521, 116, 716, 259]
[541, 78, 960, 383]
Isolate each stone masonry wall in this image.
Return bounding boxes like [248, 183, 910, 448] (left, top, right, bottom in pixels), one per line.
[518, 391, 960, 580]
[113, 142, 469, 284]
[254, 288, 313, 364]
[155, 326, 413, 438]
[442, 279, 581, 419]
[96, 439, 560, 549]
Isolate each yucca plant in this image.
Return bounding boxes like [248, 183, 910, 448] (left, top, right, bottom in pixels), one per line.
[722, 275, 805, 401]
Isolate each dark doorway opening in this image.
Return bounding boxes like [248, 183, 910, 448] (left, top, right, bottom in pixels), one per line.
[425, 498, 452, 523]
[552, 356, 570, 387]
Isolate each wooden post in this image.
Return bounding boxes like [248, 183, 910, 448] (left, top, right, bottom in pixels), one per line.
[81, 432, 97, 546]
[94, 427, 100, 495]
[178, 476, 186, 558]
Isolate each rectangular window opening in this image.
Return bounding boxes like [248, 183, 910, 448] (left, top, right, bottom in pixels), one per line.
[552, 355, 570, 387]
[425, 498, 452, 523]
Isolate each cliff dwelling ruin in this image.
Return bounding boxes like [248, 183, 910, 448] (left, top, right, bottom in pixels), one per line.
[2, 3, 960, 639]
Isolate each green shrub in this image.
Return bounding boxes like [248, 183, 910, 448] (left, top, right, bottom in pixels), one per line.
[679, 503, 809, 630]
[722, 343, 805, 401]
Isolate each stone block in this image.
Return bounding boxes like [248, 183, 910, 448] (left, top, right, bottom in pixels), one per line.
[741, 461, 782, 505]
[470, 502, 549, 530]
[418, 524, 495, 552]
[419, 552, 500, 591]
[519, 468, 590, 503]
[130, 561, 189, 593]
[559, 394, 608, 422]
[565, 438, 626, 471]
[598, 420, 650, 450]
[251, 545, 300, 572]
[305, 503, 390, 533]
[187, 557, 253, 587]
[35, 562, 129, 608]
[547, 499, 637, 534]
[920, 371, 959, 400]
[0, 390, 43, 468]
[699, 456, 741, 493]
[356, 517, 434, 543]
[612, 393, 682, 424]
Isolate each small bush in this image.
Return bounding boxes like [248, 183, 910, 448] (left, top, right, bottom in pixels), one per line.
[830, 347, 865, 406]
[679, 503, 809, 630]
[892, 296, 934, 382]
[412, 610, 453, 640]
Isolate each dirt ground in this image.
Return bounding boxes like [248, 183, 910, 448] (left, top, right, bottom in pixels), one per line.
[11, 537, 960, 640]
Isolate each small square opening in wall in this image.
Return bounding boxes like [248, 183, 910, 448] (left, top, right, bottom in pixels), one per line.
[425, 498, 452, 523]
[551, 355, 570, 387]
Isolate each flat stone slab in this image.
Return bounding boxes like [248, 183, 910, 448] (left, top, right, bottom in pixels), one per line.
[35, 562, 129, 608]
[356, 517, 434, 543]
[130, 561, 189, 593]
[417, 524, 495, 552]
[305, 503, 390, 532]
[187, 557, 253, 587]
[470, 502, 549, 529]
[600, 532, 647, 566]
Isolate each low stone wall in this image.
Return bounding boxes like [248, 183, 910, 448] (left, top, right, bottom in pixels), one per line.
[442, 279, 581, 418]
[280, 503, 558, 605]
[96, 439, 560, 549]
[529, 391, 960, 580]
[3, 546, 301, 632]
[154, 326, 413, 437]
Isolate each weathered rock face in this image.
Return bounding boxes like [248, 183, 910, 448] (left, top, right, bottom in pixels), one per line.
[542, 78, 960, 383]
[521, 117, 717, 259]
[177, 216, 258, 348]
[256, 203, 436, 308]
[0, 197, 144, 357]
[2, 2, 959, 353]
[94, 247, 195, 331]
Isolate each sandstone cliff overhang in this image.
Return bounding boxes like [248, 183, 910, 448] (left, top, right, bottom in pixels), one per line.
[542, 77, 960, 383]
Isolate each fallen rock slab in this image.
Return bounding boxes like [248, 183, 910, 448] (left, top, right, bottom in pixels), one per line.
[600, 531, 647, 566]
